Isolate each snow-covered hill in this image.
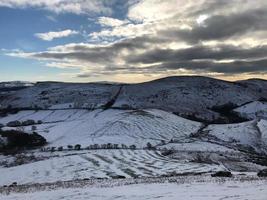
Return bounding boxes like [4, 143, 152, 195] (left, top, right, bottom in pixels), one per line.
[0, 109, 201, 148]
[1, 76, 267, 188]
[1, 108, 267, 156]
[1, 76, 266, 122]
[114, 76, 266, 122]
[0, 149, 223, 186]
[234, 101, 267, 120]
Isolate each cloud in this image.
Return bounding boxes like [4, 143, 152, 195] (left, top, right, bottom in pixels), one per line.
[5, 0, 267, 81]
[97, 16, 128, 27]
[0, 0, 112, 15]
[126, 45, 267, 64]
[35, 30, 78, 41]
[8, 38, 267, 76]
[159, 8, 267, 44]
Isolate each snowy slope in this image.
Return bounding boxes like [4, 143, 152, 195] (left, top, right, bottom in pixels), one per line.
[2, 180, 267, 200]
[204, 120, 267, 153]
[0, 109, 201, 148]
[237, 79, 267, 98]
[1, 108, 267, 153]
[234, 101, 267, 120]
[1, 76, 266, 122]
[0, 82, 120, 110]
[0, 81, 33, 88]
[0, 150, 223, 186]
[114, 76, 265, 121]
[258, 119, 267, 144]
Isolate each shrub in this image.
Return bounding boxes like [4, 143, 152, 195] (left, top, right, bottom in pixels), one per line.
[21, 120, 35, 126]
[31, 125, 37, 131]
[67, 145, 73, 150]
[74, 144, 81, 150]
[0, 130, 47, 150]
[107, 143, 112, 149]
[7, 121, 21, 127]
[161, 148, 175, 156]
[146, 142, 153, 150]
[211, 171, 232, 177]
[129, 145, 136, 150]
[58, 146, 63, 151]
[257, 169, 267, 177]
[111, 175, 126, 179]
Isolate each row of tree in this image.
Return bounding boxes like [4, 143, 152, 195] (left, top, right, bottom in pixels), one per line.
[41, 142, 155, 152]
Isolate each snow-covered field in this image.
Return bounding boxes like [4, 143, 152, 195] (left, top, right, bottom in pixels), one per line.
[1, 109, 267, 152]
[0, 109, 201, 148]
[204, 119, 267, 153]
[1, 179, 267, 200]
[0, 150, 223, 186]
[1, 77, 267, 199]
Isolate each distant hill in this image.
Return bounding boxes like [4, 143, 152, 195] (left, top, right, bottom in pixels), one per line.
[0, 76, 266, 123]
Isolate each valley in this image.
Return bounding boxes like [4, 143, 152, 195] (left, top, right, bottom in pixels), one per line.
[0, 76, 267, 199]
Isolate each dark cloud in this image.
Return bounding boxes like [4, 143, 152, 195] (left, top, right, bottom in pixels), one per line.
[160, 9, 267, 43]
[148, 59, 267, 74]
[31, 35, 166, 64]
[11, 3, 267, 78]
[126, 45, 267, 64]
[29, 38, 267, 75]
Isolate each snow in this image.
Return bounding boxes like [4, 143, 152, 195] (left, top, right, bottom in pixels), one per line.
[162, 141, 236, 153]
[0, 109, 201, 148]
[1, 179, 267, 200]
[0, 82, 118, 110]
[257, 119, 267, 144]
[234, 101, 267, 119]
[0, 81, 33, 88]
[1, 76, 266, 122]
[204, 120, 264, 151]
[0, 150, 223, 186]
[49, 103, 74, 109]
[113, 76, 263, 121]
[1, 77, 267, 199]
[0, 136, 7, 147]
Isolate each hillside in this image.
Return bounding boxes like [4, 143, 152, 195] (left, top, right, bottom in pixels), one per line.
[0, 109, 201, 148]
[1, 76, 266, 123]
[0, 76, 267, 188]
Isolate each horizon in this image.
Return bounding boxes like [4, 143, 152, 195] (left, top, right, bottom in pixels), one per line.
[1, 75, 267, 85]
[1, 0, 267, 83]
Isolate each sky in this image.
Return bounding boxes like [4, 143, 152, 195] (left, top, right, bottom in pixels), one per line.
[1, 0, 267, 83]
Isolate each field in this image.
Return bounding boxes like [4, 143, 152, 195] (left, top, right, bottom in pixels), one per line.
[0, 149, 223, 186]
[1, 176, 267, 200]
[0, 77, 267, 199]
[0, 109, 201, 148]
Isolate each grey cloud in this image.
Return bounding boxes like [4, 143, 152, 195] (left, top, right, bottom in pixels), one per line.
[149, 59, 267, 74]
[126, 45, 267, 64]
[161, 9, 267, 43]
[10, 3, 267, 78]
[31, 35, 166, 63]
[27, 37, 267, 75]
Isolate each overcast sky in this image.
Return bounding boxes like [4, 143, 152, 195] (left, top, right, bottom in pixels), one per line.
[1, 0, 267, 82]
